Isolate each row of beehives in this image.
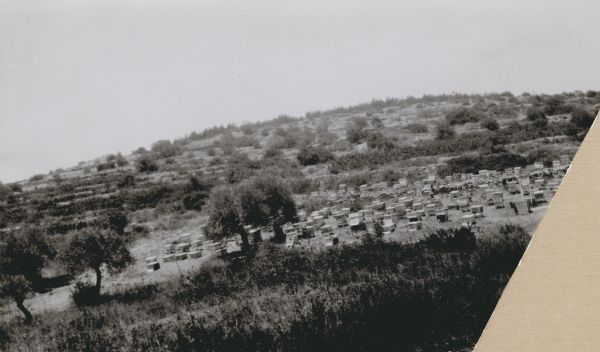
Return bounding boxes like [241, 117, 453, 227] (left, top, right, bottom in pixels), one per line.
[144, 233, 206, 272]
[294, 160, 568, 210]
[288, 193, 495, 242]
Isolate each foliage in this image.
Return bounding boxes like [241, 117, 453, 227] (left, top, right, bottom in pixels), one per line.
[237, 175, 297, 228]
[435, 122, 456, 140]
[480, 118, 499, 131]
[296, 146, 334, 166]
[405, 122, 429, 133]
[0, 228, 55, 322]
[135, 154, 159, 173]
[438, 151, 528, 176]
[205, 185, 247, 245]
[423, 227, 476, 252]
[151, 140, 181, 158]
[345, 118, 369, 143]
[366, 132, 397, 151]
[61, 228, 134, 298]
[543, 95, 573, 115]
[7, 224, 531, 351]
[445, 106, 482, 125]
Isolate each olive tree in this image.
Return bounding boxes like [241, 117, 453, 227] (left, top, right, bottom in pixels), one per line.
[205, 175, 297, 248]
[0, 228, 55, 323]
[237, 175, 297, 243]
[205, 185, 249, 249]
[62, 229, 133, 297]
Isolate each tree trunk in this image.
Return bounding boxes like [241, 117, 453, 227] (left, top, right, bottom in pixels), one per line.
[239, 229, 250, 252]
[272, 221, 286, 243]
[15, 298, 32, 324]
[94, 267, 102, 296]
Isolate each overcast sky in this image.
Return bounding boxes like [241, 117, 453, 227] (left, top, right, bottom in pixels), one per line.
[1, 0, 598, 182]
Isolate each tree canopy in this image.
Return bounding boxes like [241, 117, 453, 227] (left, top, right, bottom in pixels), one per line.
[61, 229, 133, 296]
[0, 227, 55, 323]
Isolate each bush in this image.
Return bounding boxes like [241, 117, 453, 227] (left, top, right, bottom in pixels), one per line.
[526, 107, 548, 128]
[445, 106, 481, 125]
[96, 161, 116, 172]
[543, 95, 572, 115]
[296, 146, 334, 166]
[435, 122, 456, 140]
[135, 154, 159, 173]
[151, 140, 181, 158]
[570, 107, 595, 129]
[480, 118, 499, 131]
[424, 227, 476, 252]
[366, 132, 397, 150]
[405, 123, 429, 133]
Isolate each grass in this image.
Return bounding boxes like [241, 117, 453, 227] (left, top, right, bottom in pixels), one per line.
[1, 224, 529, 352]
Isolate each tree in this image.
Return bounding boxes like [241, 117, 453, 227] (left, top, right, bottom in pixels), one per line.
[182, 175, 212, 210]
[205, 175, 297, 248]
[62, 229, 133, 297]
[100, 208, 129, 236]
[526, 107, 548, 128]
[205, 185, 249, 249]
[236, 175, 297, 243]
[0, 275, 32, 323]
[435, 122, 456, 140]
[570, 107, 595, 130]
[0, 228, 56, 323]
[151, 140, 181, 158]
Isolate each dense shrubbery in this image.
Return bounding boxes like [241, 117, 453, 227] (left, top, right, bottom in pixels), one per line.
[5, 225, 530, 351]
[543, 95, 573, 115]
[438, 151, 528, 176]
[296, 146, 334, 166]
[345, 117, 369, 143]
[405, 122, 429, 133]
[331, 121, 573, 171]
[445, 106, 483, 125]
[135, 154, 159, 173]
[151, 140, 181, 158]
[480, 118, 499, 131]
[435, 122, 456, 140]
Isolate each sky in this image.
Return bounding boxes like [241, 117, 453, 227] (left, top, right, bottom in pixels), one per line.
[0, 0, 599, 183]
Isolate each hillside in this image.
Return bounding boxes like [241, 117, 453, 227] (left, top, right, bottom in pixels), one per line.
[0, 90, 598, 351]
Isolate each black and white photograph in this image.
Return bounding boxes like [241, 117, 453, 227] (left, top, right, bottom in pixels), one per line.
[0, 0, 599, 351]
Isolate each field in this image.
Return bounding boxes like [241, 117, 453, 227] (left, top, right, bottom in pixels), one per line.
[0, 91, 598, 351]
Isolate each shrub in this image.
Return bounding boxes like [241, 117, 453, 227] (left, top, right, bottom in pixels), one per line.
[346, 124, 368, 144]
[526, 107, 548, 128]
[424, 227, 476, 252]
[96, 161, 116, 172]
[435, 122, 456, 140]
[405, 123, 429, 133]
[488, 104, 519, 119]
[570, 106, 595, 130]
[296, 146, 334, 166]
[369, 116, 384, 128]
[135, 154, 159, 173]
[480, 118, 499, 131]
[366, 132, 397, 150]
[445, 106, 481, 125]
[543, 95, 573, 115]
[151, 140, 181, 158]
